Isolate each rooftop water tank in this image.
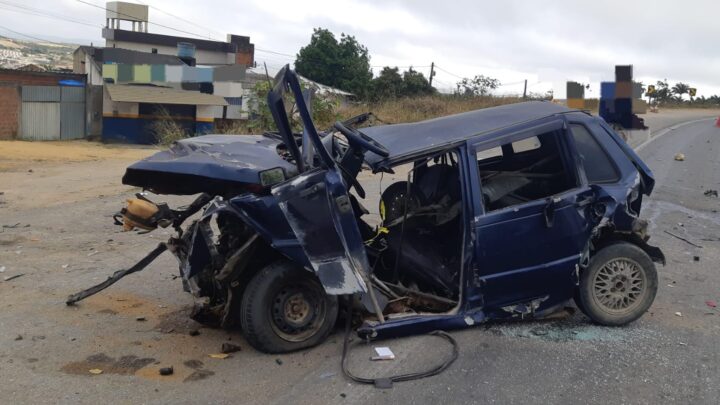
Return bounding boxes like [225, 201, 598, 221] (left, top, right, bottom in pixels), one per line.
[177, 42, 196, 59]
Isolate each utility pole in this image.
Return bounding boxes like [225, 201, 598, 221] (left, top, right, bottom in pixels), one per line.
[429, 62, 435, 87]
[522, 79, 527, 99]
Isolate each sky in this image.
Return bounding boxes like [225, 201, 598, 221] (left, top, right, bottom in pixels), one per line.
[1, 0, 719, 97]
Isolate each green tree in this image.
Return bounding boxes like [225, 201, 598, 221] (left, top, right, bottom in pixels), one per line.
[401, 67, 435, 97]
[295, 28, 373, 99]
[370, 67, 404, 100]
[455, 75, 501, 96]
[671, 82, 690, 101]
[649, 79, 671, 103]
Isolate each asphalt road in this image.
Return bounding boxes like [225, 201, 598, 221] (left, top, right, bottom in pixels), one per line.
[1, 115, 719, 404]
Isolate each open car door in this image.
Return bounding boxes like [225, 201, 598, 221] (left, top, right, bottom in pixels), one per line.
[268, 66, 371, 294]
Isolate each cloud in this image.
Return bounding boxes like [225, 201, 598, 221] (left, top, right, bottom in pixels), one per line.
[2, 0, 718, 96]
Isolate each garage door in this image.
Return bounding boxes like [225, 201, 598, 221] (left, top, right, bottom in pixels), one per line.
[21, 102, 61, 141]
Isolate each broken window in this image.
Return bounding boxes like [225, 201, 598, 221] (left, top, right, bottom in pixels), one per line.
[569, 124, 620, 183]
[476, 130, 578, 212]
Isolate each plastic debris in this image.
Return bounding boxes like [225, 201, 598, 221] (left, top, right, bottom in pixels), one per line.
[0, 266, 5, 273]
[704, 189, 719, 198]
[89, 369, 103, 375]
[3, 274, 24, 282]
[371, 347, 395, 361]
[275, 358, 283, 365]
[135, 316, 146, 321]
[159, 366, 174, 376]
[706, 300, 717, 308]
[675, 312, 682, 317]
[208, 353, 230, 359]
[61, 264, 69, 269]
[674, 153, 685, 161]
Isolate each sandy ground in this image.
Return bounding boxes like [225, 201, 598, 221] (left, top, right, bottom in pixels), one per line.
[0, 109, 719, 404]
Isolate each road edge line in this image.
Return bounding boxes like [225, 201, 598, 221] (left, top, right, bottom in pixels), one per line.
[635, 117, 716, 152]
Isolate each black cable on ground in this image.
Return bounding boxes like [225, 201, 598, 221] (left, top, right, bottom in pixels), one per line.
[340, 299, 459, 389]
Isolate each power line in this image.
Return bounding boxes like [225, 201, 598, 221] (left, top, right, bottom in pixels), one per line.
[76, 0, 213, 40]
[0, 24, 68, 45]
[0, 1, 102, 28]
[434, 65, 465, 79]
[130, 0, 222, 40]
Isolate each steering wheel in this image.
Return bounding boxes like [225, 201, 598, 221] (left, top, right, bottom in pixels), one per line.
[333, 122, 390, 157]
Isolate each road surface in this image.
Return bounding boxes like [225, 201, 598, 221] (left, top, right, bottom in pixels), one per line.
[0, 113, 719, 404]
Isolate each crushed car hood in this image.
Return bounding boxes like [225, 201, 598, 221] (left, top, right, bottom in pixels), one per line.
[123, 134, 298, 195]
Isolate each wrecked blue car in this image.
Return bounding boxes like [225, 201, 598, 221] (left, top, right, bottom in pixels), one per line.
[68, 66, 664, 353]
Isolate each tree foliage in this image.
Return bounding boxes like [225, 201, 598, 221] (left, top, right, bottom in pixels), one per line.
[671, 82, 690, 101]
[368, 66, 435, 100]
[455, 75, 501, 96]
[295, 28, 373, 99]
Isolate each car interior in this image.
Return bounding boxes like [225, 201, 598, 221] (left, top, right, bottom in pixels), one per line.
[476, 130, 578, 212]
[351, 151, 465, 314]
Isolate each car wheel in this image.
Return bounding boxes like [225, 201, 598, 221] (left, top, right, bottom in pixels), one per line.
[578, 242, 657, 326]
[240, 260, 338, 353]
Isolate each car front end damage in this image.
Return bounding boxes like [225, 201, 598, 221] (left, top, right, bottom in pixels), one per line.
[68, 65, 663, 354]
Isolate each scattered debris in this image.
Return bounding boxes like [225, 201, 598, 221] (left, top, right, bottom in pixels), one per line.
[371, 347, 395, 361]
[674, 153, 685, 161]
[3, 274, 25, 282]
[275, 358, 283, 365]
[704, 189, 719, 198]
[706, 300, 717, 308]
[136, 316, 146, 322]
[678, 342, 687, 346]
[675, 312, 682, 317]
[340, 393, 347, 398]
[664, 230, 703, 248]
[27, 169, 33, 173]
[693, 256, 700, 262]
[61, 264, 69, 269]
[221, 343, 242, 354]
[87, 251, 99, 257]
[159, 366, 174, 376]
[208, 353, 230, 359]
[89, 369, 103, 375]
[0, 266, 5, 273]
[14, 335, 22, 341]
[3, 223, 20, 229]
[188, 329, 200, 337]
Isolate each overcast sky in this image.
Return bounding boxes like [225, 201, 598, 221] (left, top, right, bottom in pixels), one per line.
[2, 0, 719, 97]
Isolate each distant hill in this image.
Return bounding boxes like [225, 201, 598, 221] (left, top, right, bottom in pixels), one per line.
[0, 36, 77, 71]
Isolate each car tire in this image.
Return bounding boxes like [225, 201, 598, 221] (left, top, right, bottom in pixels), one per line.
[240, 260, 338, 353]
[578, 242, 657, 326]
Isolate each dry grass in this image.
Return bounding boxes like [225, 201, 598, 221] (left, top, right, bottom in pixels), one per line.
[332, 95, 530, 126]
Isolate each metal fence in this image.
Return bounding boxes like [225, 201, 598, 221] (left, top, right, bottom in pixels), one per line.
[20, 85, 86, 140]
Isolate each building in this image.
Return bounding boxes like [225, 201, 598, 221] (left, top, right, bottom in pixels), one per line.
[0, 68, 86, 140]
[102, 1, 254, 66]
[69, 1, 256, 144]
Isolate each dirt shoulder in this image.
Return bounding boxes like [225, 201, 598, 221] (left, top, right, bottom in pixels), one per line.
[0, 141, 157, 211]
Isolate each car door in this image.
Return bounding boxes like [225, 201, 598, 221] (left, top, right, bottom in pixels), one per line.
[469, 117, 595, 311]
[267, 66, 371, 295]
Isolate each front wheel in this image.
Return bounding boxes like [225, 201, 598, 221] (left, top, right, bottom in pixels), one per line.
[577, 242, 658, 326]
[240, 261, 338, 353]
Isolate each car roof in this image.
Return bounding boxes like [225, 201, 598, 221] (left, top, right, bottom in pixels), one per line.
[362, 101, 574, 167]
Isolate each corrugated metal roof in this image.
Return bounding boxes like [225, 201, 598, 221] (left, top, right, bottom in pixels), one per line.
[106, 84, 228, 106]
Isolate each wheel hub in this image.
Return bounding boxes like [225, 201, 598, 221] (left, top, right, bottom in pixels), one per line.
[284, 293, 312, 327]
[270, 285, 324, 341]
[592, 258, 646, 313]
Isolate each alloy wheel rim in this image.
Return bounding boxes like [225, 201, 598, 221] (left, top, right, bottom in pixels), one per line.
[592, 257, 646, 314]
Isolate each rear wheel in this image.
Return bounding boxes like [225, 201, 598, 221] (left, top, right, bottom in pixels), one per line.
[240, 261, 338, 353]
[578, 242, 657, 326]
